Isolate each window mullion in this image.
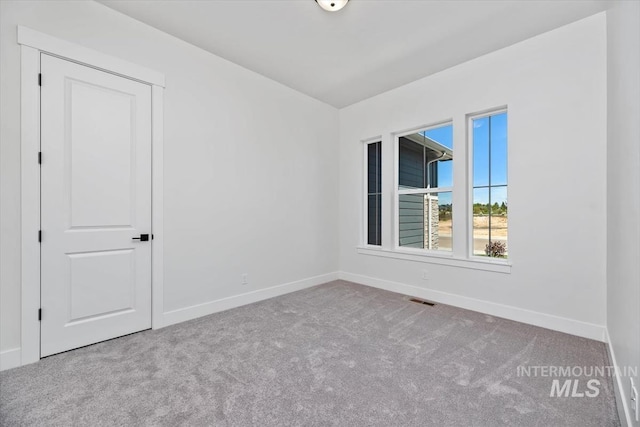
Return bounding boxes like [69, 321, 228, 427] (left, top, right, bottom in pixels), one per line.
[488, 116, 492, 247]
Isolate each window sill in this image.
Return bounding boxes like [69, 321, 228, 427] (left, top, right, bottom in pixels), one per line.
[356, 246, 512, 274]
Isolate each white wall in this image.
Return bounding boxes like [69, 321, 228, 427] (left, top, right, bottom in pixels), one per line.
[0, 1, 623, 374]
[607, 1, 640, 425]
[0, 0, 339, 358]
[339, 14, 608, 339]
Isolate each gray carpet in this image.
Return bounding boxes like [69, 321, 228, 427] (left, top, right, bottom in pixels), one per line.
[0, 280, 619, 426]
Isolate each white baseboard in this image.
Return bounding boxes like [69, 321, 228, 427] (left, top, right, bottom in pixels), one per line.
[339, 272, 606, 342]
[161, 272, 340, 327]
[605, 329, 633, 426]
[0, 348, 22, 372]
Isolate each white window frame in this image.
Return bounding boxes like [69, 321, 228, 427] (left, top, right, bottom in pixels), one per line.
[357, 110, 511, 274]
[362, 137, 383, 248]
[393, 121, 454, 256]
[467, 107, 509, 261]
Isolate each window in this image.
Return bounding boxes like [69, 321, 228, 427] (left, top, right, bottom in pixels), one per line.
[471, 111, 508, 258]
[366, 141, 382, 246]
[397, 123, 453, 252]
[359, 107, 509, 272]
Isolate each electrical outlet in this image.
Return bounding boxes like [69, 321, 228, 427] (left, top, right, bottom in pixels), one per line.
[421, 270, 429, 280]
[241, 273, 248, 285]
[631, 378, 638, 421]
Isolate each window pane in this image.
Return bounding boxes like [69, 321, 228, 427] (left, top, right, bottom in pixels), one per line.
[472, 111, 508, 258]
[367, 194, 381, 245]
[424, 125, 453, 150]
[399, 192, 452, 251]
[489, 186, 508, 258]
[399, 194, 424, 248]
[367, 143, 376, 194]
[434, 191, 452, 251]
[424, 125, 453, 188]
[473, 185, 508, 257]
[490, 186, 508, 214]
[367, 142, 382, 246]
[436, 160, 453, 188]
[472, 116, 490, 187]
[490, 113, 508, 186]
[399, 123, 453, 190]
[367, 142, 381, 194]
[376, 141, 382, 193]
[399, 137, 425, 189]
[472, 187, 490, 256]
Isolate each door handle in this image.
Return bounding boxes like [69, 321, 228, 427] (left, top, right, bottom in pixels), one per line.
[132, 233, 150, 242]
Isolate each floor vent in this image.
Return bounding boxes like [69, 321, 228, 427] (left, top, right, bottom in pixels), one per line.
[409, 298, 436, 306]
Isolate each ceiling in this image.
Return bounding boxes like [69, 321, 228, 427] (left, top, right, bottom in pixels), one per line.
[98, 0, 609, 108]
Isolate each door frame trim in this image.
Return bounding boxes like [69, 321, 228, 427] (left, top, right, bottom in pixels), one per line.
[19, 26, 165, 366]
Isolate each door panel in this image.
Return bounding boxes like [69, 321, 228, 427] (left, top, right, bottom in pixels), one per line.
[41, 54, 152, 357]
[68, 79, 135, 228]
[67, 249, 135, 323]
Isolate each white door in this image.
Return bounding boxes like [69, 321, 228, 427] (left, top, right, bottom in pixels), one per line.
[40, 54, 152, 357]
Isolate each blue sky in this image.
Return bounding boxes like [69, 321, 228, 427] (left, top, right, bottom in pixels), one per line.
[422, 113, 507, 206]
[473, 112, 507, 205]
[424, 124, 453, 190]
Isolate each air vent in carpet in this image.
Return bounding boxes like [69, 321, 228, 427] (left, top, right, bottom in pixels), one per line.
[409, 298, 436, 306]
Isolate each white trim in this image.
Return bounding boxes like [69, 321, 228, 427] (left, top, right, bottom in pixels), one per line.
[398, 187, 453, 195]
[394, 120, 453, 140]
[18, 29, 165, 367]
[0, 348, 22, 372]
[17, 26, 165, 87]
[605, 329, 634, 426]
[20, 45, 41, 366]
[339, 271, 605, 341]
[360, 135, 383, 145]
[162, 272, 340, 327]
[151, 85, 165, 329]
[356, 246, 511, 273]
[467, 106, 509, 122]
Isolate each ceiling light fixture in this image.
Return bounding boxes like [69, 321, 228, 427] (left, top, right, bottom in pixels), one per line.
[315, 0, 349, 12]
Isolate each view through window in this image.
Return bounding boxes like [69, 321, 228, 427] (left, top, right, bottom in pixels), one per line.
[367, 141, 382, 246]
[398, 123, 453, 252]
[472, 111, 508, 258]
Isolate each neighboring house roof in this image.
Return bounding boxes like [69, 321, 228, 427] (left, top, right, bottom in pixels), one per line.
[404, 134, 453, 162]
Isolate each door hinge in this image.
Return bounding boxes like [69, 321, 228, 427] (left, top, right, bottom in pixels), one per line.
[38, 152, 42, 164]
[38, 308, 42, 321]
[38, 73, 42, 86]
[38, 230, 41, 242]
